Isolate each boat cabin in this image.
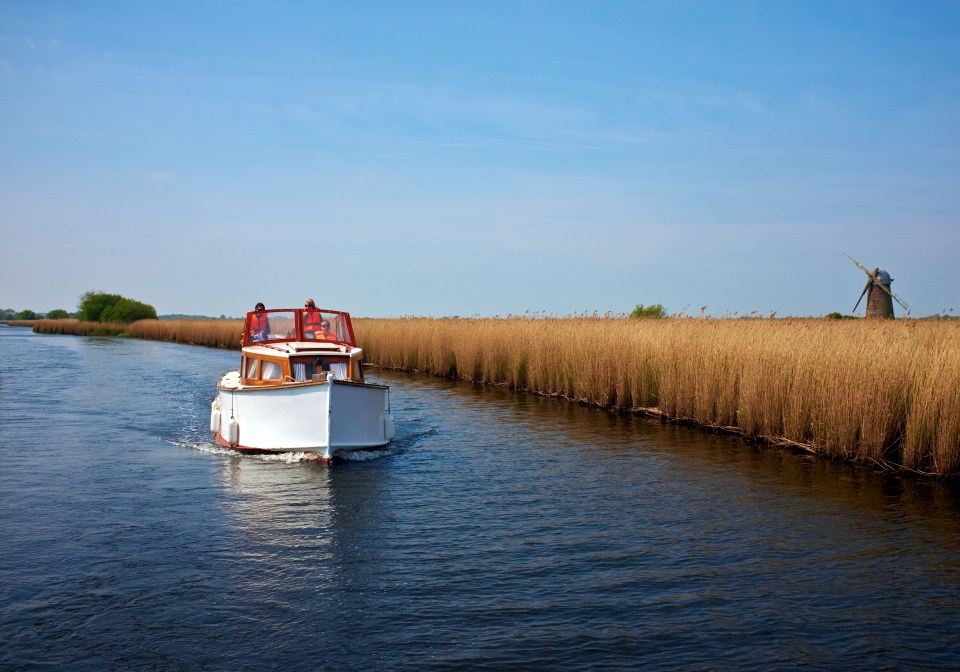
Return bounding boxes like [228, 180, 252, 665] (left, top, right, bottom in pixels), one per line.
[238, 308, 365, 386]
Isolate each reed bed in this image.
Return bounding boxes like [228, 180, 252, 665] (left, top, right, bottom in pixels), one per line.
[26, 318, 244, 347]
[127, 319, 244, 349]
[29, 318, 132, 337]
[352, 317, 960, 477]
[16, 316, 959, 476]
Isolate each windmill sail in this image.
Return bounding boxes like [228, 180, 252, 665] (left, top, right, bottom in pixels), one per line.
[852, 281, 870, 313]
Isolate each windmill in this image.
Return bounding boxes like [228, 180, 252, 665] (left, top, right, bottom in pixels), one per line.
[845, 253, 910, 319]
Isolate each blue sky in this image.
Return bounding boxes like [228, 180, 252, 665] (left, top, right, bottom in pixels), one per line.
[2, 1, 957, 318]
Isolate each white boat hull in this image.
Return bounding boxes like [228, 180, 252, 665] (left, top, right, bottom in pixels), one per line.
[213, 371, 394, 459]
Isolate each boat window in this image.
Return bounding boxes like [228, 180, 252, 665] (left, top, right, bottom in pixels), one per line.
[264, 311, 297, 341]
[302, 310, 322, 339]
[330, 315, 352, 343]
[244, 357, 259, 379]
[292, 360, 317, 381]
[244, 310, 297, 343]
[261, 361, 282, 381]
[302, 312, 342, 342]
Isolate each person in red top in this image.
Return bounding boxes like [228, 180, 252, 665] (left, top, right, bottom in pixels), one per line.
[250, 302, 270, 341]
[318, 319, 337, 341]
[302, 298, 322, 339]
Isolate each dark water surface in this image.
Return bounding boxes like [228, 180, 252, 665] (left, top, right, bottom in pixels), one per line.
[1, 326, 959, 671]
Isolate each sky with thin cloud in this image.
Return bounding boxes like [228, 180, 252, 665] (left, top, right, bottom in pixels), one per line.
[2, 1, 957, 318]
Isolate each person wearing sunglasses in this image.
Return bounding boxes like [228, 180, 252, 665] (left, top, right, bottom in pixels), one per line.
[318, 319, 337, 341]
[302, 298, 322, 339]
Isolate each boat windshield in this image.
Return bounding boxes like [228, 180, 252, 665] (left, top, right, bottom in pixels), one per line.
[246, 310, 296, 344]
[302, 310, 351, 343]
[243, 308, 355, 346]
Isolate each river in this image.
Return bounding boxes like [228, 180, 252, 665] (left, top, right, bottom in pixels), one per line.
[1, 325, 958, 671]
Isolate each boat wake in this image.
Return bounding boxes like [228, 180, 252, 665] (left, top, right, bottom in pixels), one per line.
[391, 427, 438, 448]
[169, 438, 236, 457]
[168, 438, 404, 463]
[167, 421, 433, 464]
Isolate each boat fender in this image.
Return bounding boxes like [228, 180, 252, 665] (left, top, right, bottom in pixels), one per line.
[222, 416, 239, 447]
[384, 414, 396, 442]
[210, 400, 221, 433]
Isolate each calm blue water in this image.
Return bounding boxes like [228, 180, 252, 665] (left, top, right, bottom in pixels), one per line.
[1, 325, 959, 671]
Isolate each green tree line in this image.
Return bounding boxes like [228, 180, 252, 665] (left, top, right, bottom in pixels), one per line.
[76, 291, 157, 323]
[2, 293, 157, 323]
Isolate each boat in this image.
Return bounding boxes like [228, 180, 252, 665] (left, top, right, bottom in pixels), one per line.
[210, 306, 395, 459]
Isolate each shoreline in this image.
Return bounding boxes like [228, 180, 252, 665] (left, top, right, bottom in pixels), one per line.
[7, 317, 959, 478]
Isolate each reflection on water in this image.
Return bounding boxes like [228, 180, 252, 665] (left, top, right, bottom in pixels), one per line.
[435, 370, 960, 533]
[1, 327, 959, 671]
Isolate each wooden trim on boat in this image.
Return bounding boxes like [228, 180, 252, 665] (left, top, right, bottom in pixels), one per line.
[220, 378, 387, 393]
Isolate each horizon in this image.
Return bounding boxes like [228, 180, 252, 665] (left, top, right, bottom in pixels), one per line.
[3, 307, 957, 321]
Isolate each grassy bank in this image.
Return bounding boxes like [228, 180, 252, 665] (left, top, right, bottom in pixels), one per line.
[16, 316, 960, 476]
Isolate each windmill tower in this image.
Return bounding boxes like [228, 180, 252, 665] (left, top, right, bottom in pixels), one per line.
[845, 253, 910, 319]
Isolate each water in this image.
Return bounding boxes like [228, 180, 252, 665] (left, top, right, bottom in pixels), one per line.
[1, 326, 958, 671]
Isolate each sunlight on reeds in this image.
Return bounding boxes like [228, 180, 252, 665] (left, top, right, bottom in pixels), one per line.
[30, 318, 131, 337]
[27, 318, 244, 347]
[127, 319, 243, 349]
[352, 317, 960, 476]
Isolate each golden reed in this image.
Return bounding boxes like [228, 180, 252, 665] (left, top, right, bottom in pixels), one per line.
[353, 317, 960, 477]
[20, 316, 960, 476]
[29, 317, 242, 347]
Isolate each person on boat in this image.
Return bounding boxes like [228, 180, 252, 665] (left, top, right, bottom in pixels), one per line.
[318, 319, 337, 341]
[303, 298, 322, 339]
[250, 302, 270, 341]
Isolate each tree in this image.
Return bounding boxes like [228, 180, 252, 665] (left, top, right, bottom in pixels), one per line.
[630, 303, 667, 318]
[46, 309, 70, 319]
[77, 291, 123, 322]
[100, 298, 157, 323]
[77, 290, 157, 323]
[14, 309, 37, 320]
